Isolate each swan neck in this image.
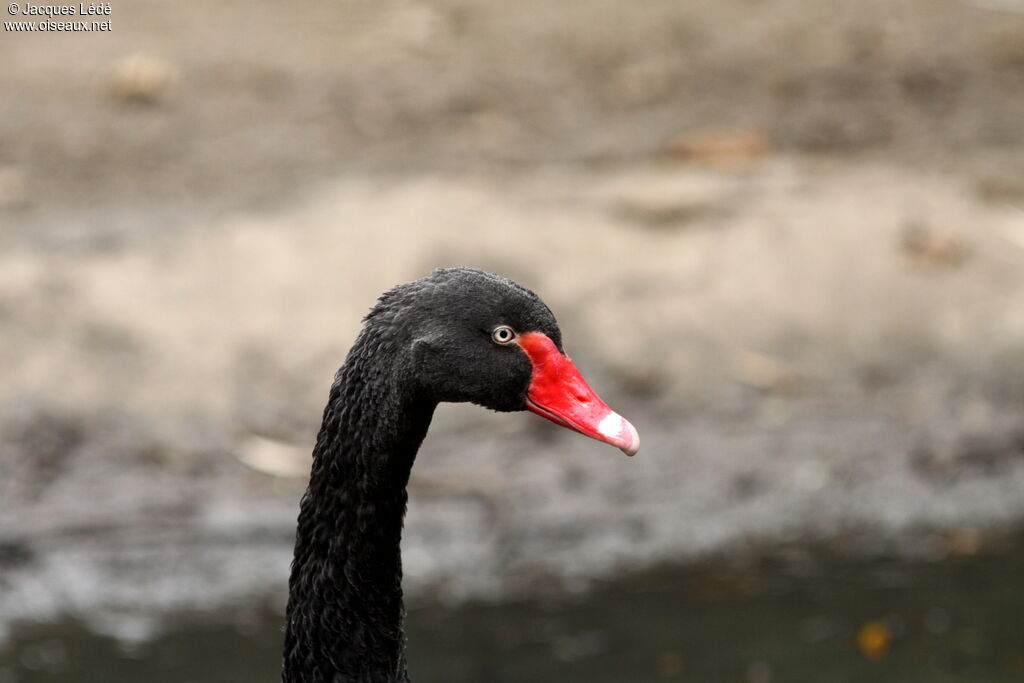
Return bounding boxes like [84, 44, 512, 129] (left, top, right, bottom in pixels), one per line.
[283, 335, 434, 683]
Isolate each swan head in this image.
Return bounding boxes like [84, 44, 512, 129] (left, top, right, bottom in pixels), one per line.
[368, 267, 639, 456]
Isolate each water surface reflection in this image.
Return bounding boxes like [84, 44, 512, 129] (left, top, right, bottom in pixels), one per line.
[3, 533, 1022, 682]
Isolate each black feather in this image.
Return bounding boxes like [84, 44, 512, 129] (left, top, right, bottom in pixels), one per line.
[282, 268, 562, 682]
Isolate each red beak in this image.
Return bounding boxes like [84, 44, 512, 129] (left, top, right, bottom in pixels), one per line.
[517, 332, 640, 456]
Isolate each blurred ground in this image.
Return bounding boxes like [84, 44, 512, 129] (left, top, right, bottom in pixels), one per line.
[2, 0, 1024, 648]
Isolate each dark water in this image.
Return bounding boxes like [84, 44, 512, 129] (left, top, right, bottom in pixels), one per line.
[3, 536, 1023, 683]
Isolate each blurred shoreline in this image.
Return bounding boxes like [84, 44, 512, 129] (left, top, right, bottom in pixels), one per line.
[3, 158, 1024, 644]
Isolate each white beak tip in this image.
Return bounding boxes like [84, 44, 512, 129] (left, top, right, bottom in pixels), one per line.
[618, 419, 634, 456]
[619, 419, 640, 456]
[599, 412, 639, 456]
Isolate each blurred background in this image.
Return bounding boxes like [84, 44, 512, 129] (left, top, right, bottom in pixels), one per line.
[3, 0, 1024, 681]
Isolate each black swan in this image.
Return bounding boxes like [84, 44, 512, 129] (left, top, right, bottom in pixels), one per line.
[283, 267, 639, 682]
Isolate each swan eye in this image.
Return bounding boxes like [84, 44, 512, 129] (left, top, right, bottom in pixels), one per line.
[491, 325, 518, 345]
